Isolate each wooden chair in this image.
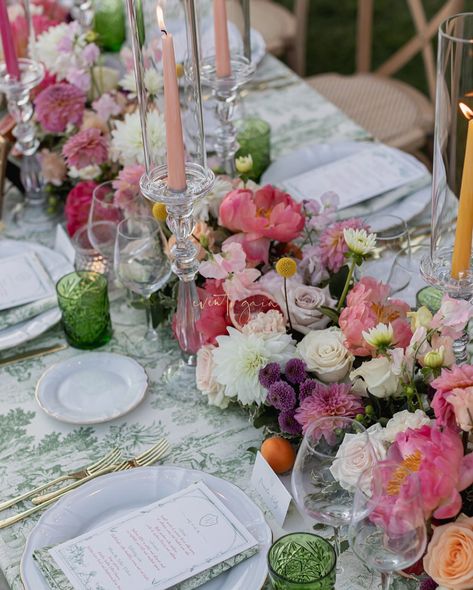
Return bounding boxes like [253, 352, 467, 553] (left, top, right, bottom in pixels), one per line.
[307, 0, 464, 156]
[227, 0, 310, 76]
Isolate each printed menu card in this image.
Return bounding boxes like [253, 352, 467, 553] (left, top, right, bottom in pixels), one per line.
[33, 482, 259, 590]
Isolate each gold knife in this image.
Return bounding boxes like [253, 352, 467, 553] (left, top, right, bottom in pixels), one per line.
[0, 343, 68, 368]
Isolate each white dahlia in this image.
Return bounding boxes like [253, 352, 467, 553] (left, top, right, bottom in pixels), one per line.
[111, 110, 166, 166]
[212, 327, 296, 406]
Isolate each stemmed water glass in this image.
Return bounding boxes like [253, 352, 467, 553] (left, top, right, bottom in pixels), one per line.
[291, 417, 371, 571]
[349, 461, 427, 590]
[114, 217, 172, 341]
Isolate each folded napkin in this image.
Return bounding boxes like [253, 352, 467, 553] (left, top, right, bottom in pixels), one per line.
[0, 295, 57, 331]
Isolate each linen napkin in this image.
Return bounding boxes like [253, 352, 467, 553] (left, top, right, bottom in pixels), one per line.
[0, 295, 57, 331]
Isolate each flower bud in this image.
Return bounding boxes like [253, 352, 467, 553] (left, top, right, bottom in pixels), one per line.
[235, 154, 253, 173]
[424, 347, 444, 369]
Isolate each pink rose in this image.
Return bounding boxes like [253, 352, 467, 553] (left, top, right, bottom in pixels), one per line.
[64, 180, 97, 237]
[219, 184, 304, 243]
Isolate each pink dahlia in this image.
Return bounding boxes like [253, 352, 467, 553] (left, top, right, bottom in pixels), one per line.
[62, 128, 108, 170]
[34, 83, 86, 133]
[112, 164, 145, 211]
[65, 180, 97, 237]
[319, 218, 369, 273]
[431, 364, 473, 429]
[295, 382, 364, 434]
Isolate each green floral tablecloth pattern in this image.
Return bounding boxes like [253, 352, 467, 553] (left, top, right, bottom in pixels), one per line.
[0, 56, 412, 590]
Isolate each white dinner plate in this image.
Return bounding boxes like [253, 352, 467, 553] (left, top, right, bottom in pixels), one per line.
[262, 142, 431, 228]
[21, 466, 272, 590]
[0, 240, 73, 351]
[35, 352, 148, 424]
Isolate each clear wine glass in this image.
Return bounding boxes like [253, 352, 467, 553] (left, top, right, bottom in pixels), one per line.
[114, 216, 172, 341]
[291, 417, 371, 572]
[349, 461, 427, 590]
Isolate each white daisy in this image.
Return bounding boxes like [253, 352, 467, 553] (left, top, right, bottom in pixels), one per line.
[193, 176, 233, 221]
[36, 23, 72, 78]
[212, 327, 296, 405]
[119, 68, 163, 97]
[111, 110, 166, 166]
[362, 322, 394, 349]
[343, 227, 377, 256]
[68, 165, 101, 180]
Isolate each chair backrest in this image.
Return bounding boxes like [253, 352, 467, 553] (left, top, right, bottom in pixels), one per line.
[356, 0, 464, 101]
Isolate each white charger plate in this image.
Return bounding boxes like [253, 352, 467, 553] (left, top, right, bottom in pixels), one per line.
[262, 142, 431, 229]
[21, 466, 272, 590]
[0, 240, 73, 351]
[35, 352, 148, 424]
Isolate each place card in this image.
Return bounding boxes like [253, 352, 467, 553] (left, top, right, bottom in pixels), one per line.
[251, 451, 292, 527]
[281, 144, 427, 209]
[0, 253, 55, 311]
[34, 482, 258, 590]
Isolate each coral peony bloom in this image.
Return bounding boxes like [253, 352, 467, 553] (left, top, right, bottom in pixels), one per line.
[339, 277, 412, 356]
[63, 128, 108, 170]
[64, 180, 97, 236]
[222, 233, 271, 266]
[424, 515, 473, 590]
[34, 83, 86, 133]
[219, 185, 304, 243]
[431, 365, 473, 429]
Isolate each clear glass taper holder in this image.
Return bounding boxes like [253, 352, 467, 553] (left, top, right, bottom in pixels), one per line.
[140, 162, 215, 396]
[72, 0, 94, 30]
[200, 55, 255, 176]
[0, 59, 56, 231]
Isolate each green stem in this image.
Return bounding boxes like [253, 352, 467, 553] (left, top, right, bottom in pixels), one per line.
[284, 278, 293, 332]
[336, 259, 356, 312]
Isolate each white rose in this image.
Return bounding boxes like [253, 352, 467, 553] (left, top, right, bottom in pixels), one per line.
[350, 356, 401, 398]
[383, 410, 431, 443]
[196, 345, 230, 409]
[329, 427, 387, 492]
[297, 327, 353, 383]
[286, 284, 337, 334]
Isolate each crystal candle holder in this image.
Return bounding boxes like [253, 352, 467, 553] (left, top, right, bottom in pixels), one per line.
[200, 55, 255, 176]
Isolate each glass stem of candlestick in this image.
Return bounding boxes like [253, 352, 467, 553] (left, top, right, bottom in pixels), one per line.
[215, 91, 238, 176]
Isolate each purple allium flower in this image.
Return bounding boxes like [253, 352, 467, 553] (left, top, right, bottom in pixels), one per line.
[295, 382, 364, 434]
[278, 410, 302, 436]
[420, 578, 438, 590]
[268, 381, 296, 411]
[34, 83, 86, 133]
[259, 362, 281, 389]
[299, 379, 318, 401]
[285, 358, 307, 385]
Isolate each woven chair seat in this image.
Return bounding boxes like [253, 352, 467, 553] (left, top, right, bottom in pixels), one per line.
[307, 73, 434, 151]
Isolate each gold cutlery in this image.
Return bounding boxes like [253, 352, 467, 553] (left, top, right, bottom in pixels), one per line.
[0, 343, 68, 368]
[32, 439, 170, 505]
[0, 448, 122, 512]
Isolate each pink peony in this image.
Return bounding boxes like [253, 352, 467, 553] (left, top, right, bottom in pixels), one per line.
[295, 382, 364, 434]
[339, 277, 412, 356]
[319, 218, 369, 273]
[62, 128, 108, 170]
[218, 184, 304, 244]
[195, 280, 232, 346]
[64, 180, 97, 236]
[112, 164, 145, 210]
[34, 83, 86, 133]
[223, 233, 271, 266]
[384, 425, 473, 520]
[431, 365, 473, 429]
[430, 295, 473, 340]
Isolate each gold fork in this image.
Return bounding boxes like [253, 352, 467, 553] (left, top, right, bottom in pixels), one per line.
[0, 440, 170, 529]
[0, 448, 122, 512]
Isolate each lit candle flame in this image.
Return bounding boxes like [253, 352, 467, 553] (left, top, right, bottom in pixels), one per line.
[460, 102, 473, 121]
[156, 5, 166, 32]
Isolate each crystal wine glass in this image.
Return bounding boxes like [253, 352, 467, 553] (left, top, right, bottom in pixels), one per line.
[114, 217, 171, 341]
[291, 417, 372, 571]
[348, 461, 427, 590]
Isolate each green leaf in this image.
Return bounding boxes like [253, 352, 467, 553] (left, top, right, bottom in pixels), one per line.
[328, 265, 349, 299]
[317, 305, 340, 324]
[246, 446, 259, 455]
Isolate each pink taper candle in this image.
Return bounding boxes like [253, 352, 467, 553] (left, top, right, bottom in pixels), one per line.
[213, 0, 231, 78]
[157, 6, 187, 192]
[0, 0, 20, 80]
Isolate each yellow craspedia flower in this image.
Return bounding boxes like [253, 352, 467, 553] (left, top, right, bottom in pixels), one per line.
[152, 202, 167, 222]
[176, 63, 184, 78]
[276, 257, 297, 278]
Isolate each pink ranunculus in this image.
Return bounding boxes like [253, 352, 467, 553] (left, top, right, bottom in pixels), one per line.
[218, 185, 304, 243]
[431, 365, 473, 429]
[62, 128, 108, 170]
[430, 295, 473, 340]
[34, 83, 86, 133]
[64, 180, 97, 237]
[222, 233, 271, 266]
[339, 277, 412, 356]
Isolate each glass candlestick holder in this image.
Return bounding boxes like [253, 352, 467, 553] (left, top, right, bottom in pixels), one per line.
[0, 58, 56, 232]
[72, 0, 94, 30]
[200, 55, 255, 176]
[140, 162, 215, 393]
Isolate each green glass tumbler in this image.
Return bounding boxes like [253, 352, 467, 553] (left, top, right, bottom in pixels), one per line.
[268, 533, 336, 590]
[56, 271, 112, 349]
[94, 0, 126, 52]
[236, 117, 271, 182]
